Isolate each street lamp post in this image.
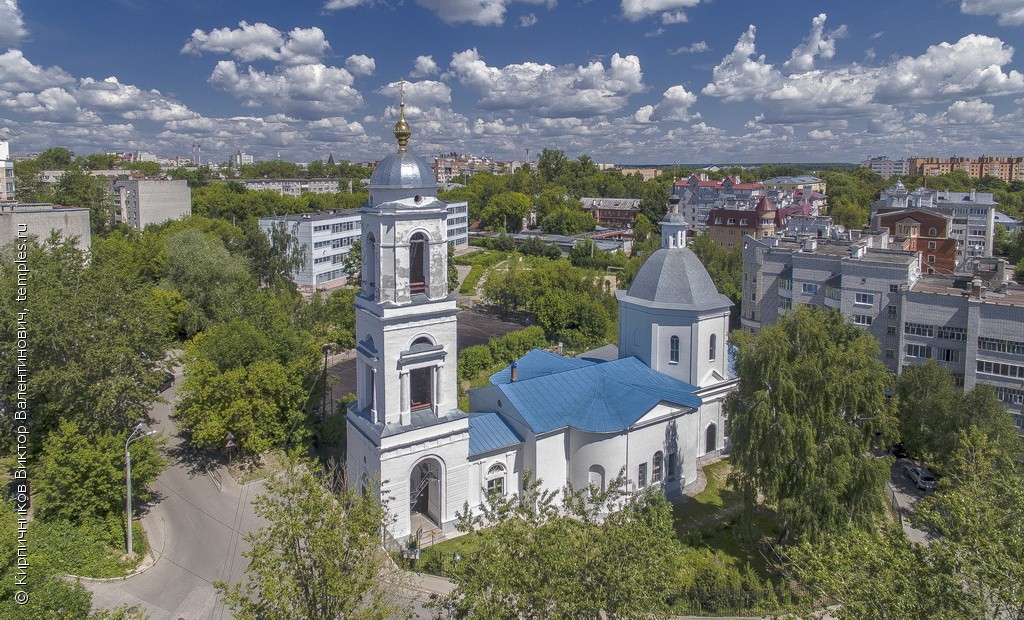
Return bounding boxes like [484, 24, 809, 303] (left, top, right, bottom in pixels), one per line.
[125, 422, 156, 557]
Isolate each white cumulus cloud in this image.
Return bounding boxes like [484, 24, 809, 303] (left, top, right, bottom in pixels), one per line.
[447, 48, 645, 118]
[670, 41, 708, 54]
[413, 0, 556, 26]
[345, 54, 376, 76]
[960, 0, 1024, 26]
[411, 55, 439, 78]
[0, 0, 27, 47]
[181, 22, 330, 65]
[782, 13, 848, 73]
[208, 61, 363, 120]
[633, 85, 698, 122]
[621, 0, 700, 22]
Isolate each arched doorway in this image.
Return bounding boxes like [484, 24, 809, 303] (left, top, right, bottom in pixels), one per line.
[705, 423, 717, 454]
[588, 465, 605, 492]
[410, 457, 443, 527]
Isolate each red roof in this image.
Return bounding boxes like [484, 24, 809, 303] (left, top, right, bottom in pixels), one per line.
[755, 195, 776, 212]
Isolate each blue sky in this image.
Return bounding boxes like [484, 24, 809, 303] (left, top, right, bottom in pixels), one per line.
[2, 0, 1024, 164]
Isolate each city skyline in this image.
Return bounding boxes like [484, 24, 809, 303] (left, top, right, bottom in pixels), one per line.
[2, 0, 1024, 164]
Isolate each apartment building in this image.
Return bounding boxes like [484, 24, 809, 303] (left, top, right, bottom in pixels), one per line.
[762, 175, 827, 194]
[0, 141, 13, 202]
[112, 178, 191, 230]
[707, 196, 777, 249]
[873, 208, 958, 275]
[907, 156, 1024, 182]
[861, 156, 910, 179]
[231, 178, 342, 196]
[260, 200, 469, 290]
[579, 197, 641, 228]
[742, 233, 1024, 430]
[0, 203, 91, 251]
[669, 174, 765, 231]
[872, 181, 997, 264]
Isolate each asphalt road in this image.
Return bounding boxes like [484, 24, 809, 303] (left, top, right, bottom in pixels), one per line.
[85, 366, 267, 620]
[329, 309, 525, 400]
[887, 457, 933, 544]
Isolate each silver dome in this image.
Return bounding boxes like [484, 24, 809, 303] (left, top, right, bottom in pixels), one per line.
[368, 152, 437, 190]
[620, 248, 732, 312]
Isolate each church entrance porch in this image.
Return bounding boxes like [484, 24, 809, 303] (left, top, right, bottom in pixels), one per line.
[410, 457, 443, 529]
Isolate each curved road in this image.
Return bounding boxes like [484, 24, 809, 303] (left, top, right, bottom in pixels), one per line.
[86, 367, 267, 620]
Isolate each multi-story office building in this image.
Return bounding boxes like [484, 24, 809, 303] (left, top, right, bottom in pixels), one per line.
[112, 178, 192, 230]
[860, 156, 910, 179]
[0, 141, 14, 202]
[743, 232, 1024, 430]
[261, 201, 469, 291]
[872, 181, 997, 265]
[230, 150, 254, 167]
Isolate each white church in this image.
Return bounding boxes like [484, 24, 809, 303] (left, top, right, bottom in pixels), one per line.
[346, 98, 738, 541]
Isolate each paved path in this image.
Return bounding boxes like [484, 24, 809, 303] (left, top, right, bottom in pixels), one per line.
[85, 365, 267, 620]
[887, 458, 933, 545]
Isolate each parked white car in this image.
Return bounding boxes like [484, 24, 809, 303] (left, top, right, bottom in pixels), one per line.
[907, 465, 937, 492]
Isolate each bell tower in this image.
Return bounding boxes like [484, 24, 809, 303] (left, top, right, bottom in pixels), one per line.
[351, 78, 460, 428]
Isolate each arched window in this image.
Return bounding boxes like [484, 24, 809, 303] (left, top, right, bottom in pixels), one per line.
[705, 423, 717, 454]
[669, 336, 680, 364]
[363, 233, 376, 296]
[588, 465, 605, 492]
[652, 451, 664, 483]
[410, 232, 428, 294]
[486, 463, 506, 496]
[709, 333, 717, 361]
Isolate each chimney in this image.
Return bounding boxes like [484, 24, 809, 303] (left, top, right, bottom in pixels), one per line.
[510, 361, 518, 382]
[971, 277, 984, 299]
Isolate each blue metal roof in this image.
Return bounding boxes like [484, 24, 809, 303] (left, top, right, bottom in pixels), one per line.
[493, 355, 703, 434]
[489, 349, 596, 385]
[468, 412, 523, 457]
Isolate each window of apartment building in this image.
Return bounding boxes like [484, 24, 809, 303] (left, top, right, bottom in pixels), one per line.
[978, 337, 1024, 355]
[855, 293, 875, 306]
[886, 325, 897, 336]
[750, 290, 756, 301]
[740, 219, 748, 226]
[802, 283, 819, 294]
[727, 218, 736, 225]
[885, 349, 895, 359]
[906, 344, 932, 358]
[887, 305, 898, 319]
[314, 256, 331, 265]
[937, 326, 967, 341]
[928, 228, 937, 236]
[904, 322, 934, 337]
[779, 298, 793, 310]
[314, 240, 331, 249]
[976, 360, 1024, 378]
[313, 224, 330, 232]
[853, 314, 873, 326]
[927, 241, 937, 250]
[889, 284, 899, 293]
[994, 386, 1024, 406]
[938, 348, 962, 363]
[714, 218, 723, 225]
[780, 278, 793, 290]
[927, 255, 936, 264]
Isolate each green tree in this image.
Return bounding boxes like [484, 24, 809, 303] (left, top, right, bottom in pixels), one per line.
[34, 420, 165, 526]
[537, 148, 569, 182]
[540, 208, 597, 235]
[52, 168, 117, 234]
[342, 239, 362, 287]
[34, 147, 77, 170]
[78, 153, 118, 170]
[217, 457, 408, 620]
[727, 307, 896, 542]
[828, 195, 870, 229]
[119, 161, 162, 176]
[481, 191, 531, 232]
[242, 219, 306, 292]
[437, 472, 678, 619]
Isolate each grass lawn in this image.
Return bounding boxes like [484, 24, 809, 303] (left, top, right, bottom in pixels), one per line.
[673, 459, 780, 580]
[415, 531, 484, 576]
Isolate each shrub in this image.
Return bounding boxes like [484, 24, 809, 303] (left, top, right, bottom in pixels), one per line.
[459, 345, 494, 381]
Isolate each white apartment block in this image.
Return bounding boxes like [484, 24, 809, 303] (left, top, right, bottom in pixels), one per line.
[861, 156, 910, 179]
[743, 232, 1024, 431]
[260, 201, 469, 291]
[232, 178, 342, 196]
[112, 178, 192, 230]
[0, 203, 91, 251]
[230, 150, 254, 167]
[1, 142, 14, 201]
[872, 182, 997, 265]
